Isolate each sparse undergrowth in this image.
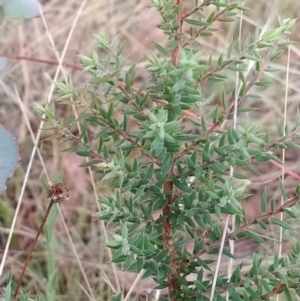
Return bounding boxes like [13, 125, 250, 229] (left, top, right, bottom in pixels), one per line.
[2, 1, 300, 301]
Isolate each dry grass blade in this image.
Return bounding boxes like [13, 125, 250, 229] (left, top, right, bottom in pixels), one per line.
[276, 44, 291, 301]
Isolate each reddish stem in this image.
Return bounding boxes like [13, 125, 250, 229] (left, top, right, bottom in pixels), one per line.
[14, 200, 54, 297]
[190, 195, 299, 261]
[162, 0, 185, 299]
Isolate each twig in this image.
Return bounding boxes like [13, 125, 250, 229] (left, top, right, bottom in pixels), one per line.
[182, 8, 228, 47]
[182, 0, 212, 19]
[162, 1, 185, 299]
[171, 0, 184, 67]
[14, 183, 70, 297]
[193, 274, 300, 299]
[175, 47, 276, 160]
[61, 128, 107, 163]
[6, 55, 83, 71]
[190, 194, 299, 261]
[95, 115, 160, 166]
[14, 200, 54, 297]
[117, 83, 147, 118]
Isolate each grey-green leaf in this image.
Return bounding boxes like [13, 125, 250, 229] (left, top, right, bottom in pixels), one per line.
[3, 0, 43, 19]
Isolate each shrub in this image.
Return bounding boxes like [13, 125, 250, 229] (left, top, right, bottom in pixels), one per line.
[34, 1, 300, 301]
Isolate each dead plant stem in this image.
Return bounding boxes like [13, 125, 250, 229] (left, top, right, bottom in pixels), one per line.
[14, 200, 55, 297]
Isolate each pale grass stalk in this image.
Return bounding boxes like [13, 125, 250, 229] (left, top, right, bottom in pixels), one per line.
[211, 2, 279, 299]
[39, 2, 121, 294]
[14, 84, 50, 181]
[209, 217, 230, 301]
[0, 1, 96, 298]
[102, 270, 118, 295]
[7, 2, 112, 78]
[75, 280, 93, 300]
[210, 5, 243, 301]
[0, 107, 45, 277]
[0, 227, 42, 242]
[14, 8, 97, 301]
[57, 206, 94, 301]
[15, 86, 96, 301]
[154, 289, 161, 301]
[255, 233, 280, 243]
[210, 0, 280, 298]
[123, 269, 144, 301]
[219, 0, 277, 130]
[227, 4, 244, 295]
[41, 3, 97, 300]
[276, 45, 290, 301]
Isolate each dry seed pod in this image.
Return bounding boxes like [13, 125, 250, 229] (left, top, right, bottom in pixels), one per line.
[47, 182, 70, 203]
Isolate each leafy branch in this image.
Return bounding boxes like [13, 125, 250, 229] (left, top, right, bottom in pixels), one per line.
[191, 194, 299, 261]
[175, 45, 278, 160]
[182, 7, 229, 48]
[182, 0, 213, 19]
[32, 2, 299, 301]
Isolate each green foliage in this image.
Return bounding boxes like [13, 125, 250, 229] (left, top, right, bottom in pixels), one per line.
[35, 0, 300, 300]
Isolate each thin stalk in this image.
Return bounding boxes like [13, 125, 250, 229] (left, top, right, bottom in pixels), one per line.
[162, 0, 184, 299]
[14, 200, 55, 297]
[276, 45, 290, 301]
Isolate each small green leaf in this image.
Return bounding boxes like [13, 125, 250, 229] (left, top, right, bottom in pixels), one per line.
[260, 279, 272, 293]
[285, 140, 300, 151]
[185, 19, 209, 26]
[4, 280, 11, 301]
[223, 248, 236, 259]
[279, 179, 288, 201]
[270, 50, 284, 62]
[154, 43, 170, 56]
[230, 264, 242, 282]
[284, 287, 293, 301]
[240, 230, 266, 244]
[201, 115, 207, 132]
[261, 189, 267, 214]
[111, 251, 127, 263]
[107, 240, 122, 249]
[76, 150, 91, 157]
[270, 198, 275, 213]
[206, 11, 215, 23]
[245, 287, 260, 300]
[194, 213, 207, 228]
[107, 102, 114, 121]
[173, 178, 192, 193]
[161, 153, 173, 174]
[284, 208, 297, 219]
[256, 220, 269, 230]
[174, 134, 199, 141]
[272, 217, 294, 231]
[296, 185, 300, 197]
